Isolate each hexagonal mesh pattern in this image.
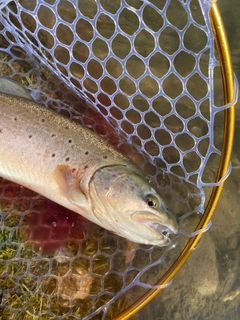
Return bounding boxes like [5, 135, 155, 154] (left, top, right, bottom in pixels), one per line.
[0, 0, 236, 319]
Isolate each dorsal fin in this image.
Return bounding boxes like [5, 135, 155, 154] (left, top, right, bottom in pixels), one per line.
[0, 77, 32, 100]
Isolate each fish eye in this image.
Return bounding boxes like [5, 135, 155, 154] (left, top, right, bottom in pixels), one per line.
[145, 195, 158, 208]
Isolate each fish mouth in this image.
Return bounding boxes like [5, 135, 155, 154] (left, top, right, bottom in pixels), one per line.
[132, 212, 178, 243]
[144, 221, 173, 242]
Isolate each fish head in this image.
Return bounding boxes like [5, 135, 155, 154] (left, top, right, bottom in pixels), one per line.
[89, 165, 178, 246]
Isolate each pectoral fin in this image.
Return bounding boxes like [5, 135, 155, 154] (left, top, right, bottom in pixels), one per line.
[0, 77, 33, 100]
[53, 165, 88, 208]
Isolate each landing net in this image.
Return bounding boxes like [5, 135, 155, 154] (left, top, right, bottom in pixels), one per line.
[0, 1, 237, 319]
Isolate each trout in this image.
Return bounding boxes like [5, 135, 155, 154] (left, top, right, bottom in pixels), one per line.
[0, 78, 178, 246]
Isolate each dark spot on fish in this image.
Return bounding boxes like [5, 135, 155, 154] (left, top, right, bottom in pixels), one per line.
[41, 119, 45, 122]
[72, 168, 76, 173]
[14, 117, 17, 121]
[51, 134, 56, 137]
[68, 139, 72, 144]
[28, 135, 32, 139]
[51, 153, 55, 157]
[65, 157, 70, 162]
[85, 151, 89, 155]
[84, 165, 88, 170]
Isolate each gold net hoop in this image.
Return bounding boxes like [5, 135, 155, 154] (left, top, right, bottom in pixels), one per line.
[114, 5, 236, 317]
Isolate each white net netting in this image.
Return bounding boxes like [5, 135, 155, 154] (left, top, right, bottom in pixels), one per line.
[0, 0, 238, 319]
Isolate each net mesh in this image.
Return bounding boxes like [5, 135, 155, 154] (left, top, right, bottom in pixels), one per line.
[0, 0, 237, 319]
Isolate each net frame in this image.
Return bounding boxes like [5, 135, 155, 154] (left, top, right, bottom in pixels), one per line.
[113, 2, 237, 319]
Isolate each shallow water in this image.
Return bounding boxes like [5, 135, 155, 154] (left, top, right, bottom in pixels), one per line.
[135, 0, 240, 319]
[0, 1, 239, 319]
